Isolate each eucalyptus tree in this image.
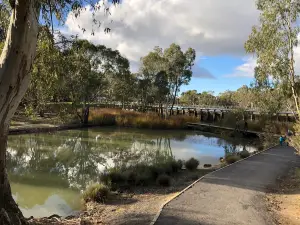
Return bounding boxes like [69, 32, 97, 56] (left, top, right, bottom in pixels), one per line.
[180, 90, 199, 106]
[163, 44, 196, 110]
[60, 40, 130, 124]
[24, 27, 63, 117]
[139, 46, 169, 113]
[0, 0, 119, 223]
[245, 0, 300, 115]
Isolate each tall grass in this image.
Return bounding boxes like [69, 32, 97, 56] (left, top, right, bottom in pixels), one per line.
[215, 111, 294, 134]
[88, 108, 199, 129]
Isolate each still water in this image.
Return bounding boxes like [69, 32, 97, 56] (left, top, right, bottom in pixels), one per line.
[7, 127, 260, 218]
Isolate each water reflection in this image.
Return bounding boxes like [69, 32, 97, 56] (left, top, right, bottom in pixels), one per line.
[7, 127, 260, 217]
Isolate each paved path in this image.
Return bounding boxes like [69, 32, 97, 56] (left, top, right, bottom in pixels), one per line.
[155, 146, 300, 225]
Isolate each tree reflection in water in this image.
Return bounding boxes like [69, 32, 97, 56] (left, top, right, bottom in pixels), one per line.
[6, 129, 181, 190]
[7, 128, 261, 190]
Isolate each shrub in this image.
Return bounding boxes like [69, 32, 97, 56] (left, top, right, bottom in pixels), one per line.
[100, 169, 126, 186]
[170, 160, 183, 172]
[156, 174, 171, 187]
[225, 155, 240, 164]
[185, 158, 199, 171]
[82, 183, 110, 203]
[149, 164, 168, 179]
[123, 170, 137, 185]
[203, 164, 212, 168]
[136, 171, 153, 186]
[239, 150, 250, 159]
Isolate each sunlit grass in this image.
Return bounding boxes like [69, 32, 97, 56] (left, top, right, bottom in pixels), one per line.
[88, 108, 199, 129]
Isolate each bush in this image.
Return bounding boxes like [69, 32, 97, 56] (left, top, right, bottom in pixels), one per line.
[82, 183, 110, 203]
[171, 160, 183, 172]
[225, 155, 240, 164]
[156, 174, 171, 187]
[185, 158, 199, 171]
[203, 164, 212, 168]
[123, 170, 137, 185]
[100, 169, 126, 186]
[136, 171, 153, 186]
[239, 150, 250, 159]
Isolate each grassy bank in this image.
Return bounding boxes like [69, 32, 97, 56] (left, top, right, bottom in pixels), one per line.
[30, 157, 214, 225]
[88, 108, 199, 129]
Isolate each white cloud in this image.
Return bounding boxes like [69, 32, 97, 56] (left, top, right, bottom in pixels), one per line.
[225, 56, 257, 78]
[62, 0, 260, 73]
[226, 40, 300, 78]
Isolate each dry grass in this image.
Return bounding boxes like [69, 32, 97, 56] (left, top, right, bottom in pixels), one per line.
[88, 108, 199, 129]
[266, 167, 300, 225]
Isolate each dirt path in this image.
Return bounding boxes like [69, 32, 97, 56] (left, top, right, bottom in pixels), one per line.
[155, 146, 300, 225]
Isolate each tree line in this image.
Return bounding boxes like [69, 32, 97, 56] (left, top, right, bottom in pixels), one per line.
[179, 85, 290, 114]
[0, 28, 196, 122]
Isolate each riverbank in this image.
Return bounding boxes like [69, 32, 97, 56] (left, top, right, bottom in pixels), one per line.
[28, 169, 214, 225]
[9, 108, 199, 135]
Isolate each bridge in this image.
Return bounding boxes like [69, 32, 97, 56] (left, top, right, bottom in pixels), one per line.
[88, 103, 296, 122]
[186, 122, 275, 138]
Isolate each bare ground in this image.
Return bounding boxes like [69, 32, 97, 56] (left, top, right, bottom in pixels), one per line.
[266, 167, 300, 225]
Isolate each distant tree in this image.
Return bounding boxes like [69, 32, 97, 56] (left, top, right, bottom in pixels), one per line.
[180, 90, 199, 106]
[164, 44, 196, 110]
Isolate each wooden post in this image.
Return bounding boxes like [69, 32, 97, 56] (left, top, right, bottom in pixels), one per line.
[213, 109, 216, 122]
[207, 109, 210, 121]
[200, 109, 203, 121]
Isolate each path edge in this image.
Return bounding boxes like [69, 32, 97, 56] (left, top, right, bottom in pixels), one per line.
[149, 144, 279, 225]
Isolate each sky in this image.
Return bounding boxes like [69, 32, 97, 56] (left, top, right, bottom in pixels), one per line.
[59, 0, 300, 95]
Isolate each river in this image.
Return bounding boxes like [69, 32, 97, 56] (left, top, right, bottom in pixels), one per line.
[7, 127, 261, 218]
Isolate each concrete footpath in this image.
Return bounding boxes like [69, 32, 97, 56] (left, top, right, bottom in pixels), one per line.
[155, 146, 300, 225]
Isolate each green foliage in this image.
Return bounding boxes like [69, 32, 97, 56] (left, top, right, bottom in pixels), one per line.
[99, 158, 184, 189]
[82, 183, 110, 203]
[139, 44, 196, 112]
[245, 0, 300, 113]
[203, 164, 212, 168]
[156, 174, 171, 187]
[225, 155, 240, 164]
[239, 150, 251, 159]
[185, 158, 199, 171]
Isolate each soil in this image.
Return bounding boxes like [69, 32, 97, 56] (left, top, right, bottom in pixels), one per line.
[28, 169, 214, 225]
[266, 167, 300, 225]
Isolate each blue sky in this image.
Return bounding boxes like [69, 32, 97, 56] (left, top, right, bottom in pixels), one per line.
[182, 56, 255, 95]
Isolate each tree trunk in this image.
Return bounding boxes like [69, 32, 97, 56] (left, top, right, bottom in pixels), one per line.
[170, 85, 179, 112]
[82, 104, 90, 125]
[0, 0, 40, 224]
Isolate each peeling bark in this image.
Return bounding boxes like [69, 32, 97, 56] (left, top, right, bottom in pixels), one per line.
[0, 0, 40, 224]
